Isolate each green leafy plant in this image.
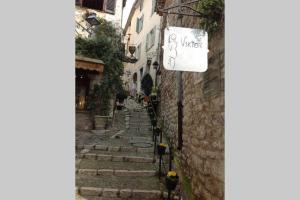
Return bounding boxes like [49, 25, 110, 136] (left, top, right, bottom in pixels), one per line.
[76, 17, 125, 116]
[174, 155, 195, 200]
[197, 0, 224, 37]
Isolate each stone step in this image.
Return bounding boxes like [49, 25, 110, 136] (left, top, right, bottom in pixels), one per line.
[88, 144, 151, 152]
[76, 187, 164, 199]
[79, 153, 155, 163]
[77, 159, 157, 171]
[76, 188, 179, 200]
[76, 169, 156, 177]
[76, 175, 164, 191]
[86, 149, 153, 157]
[81, 144, 153, 153]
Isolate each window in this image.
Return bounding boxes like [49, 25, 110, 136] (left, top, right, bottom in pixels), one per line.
[151, 0, 157, 15]
[81, 0, 116, 14]
[140, 67, 144, 78]
[146, 27, 156, 51]
[140, 0, 144, 11]
[136, 14, 144, 33]
[136, 43, 142, 60]
[105, 0, 116, 14]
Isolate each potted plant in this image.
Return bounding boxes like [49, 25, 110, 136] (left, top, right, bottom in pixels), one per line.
[157, 143, 167, 155]
[87, 84, 111, 130]
[165, 171, 179, 191]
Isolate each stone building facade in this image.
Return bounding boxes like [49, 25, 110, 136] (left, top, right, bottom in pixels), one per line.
[157, 1, 224, 199]
[122, 0, 161, 95]
[76, 0, 126, 38]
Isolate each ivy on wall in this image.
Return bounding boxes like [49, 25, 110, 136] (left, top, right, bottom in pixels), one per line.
[197, 0, 224, 37]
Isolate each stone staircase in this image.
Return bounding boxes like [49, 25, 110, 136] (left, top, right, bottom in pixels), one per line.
[76, 100, 174, 200]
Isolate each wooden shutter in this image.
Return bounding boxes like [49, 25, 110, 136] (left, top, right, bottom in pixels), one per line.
[140, 15, 144, 32]
[136, 18, 139, 33]
[105, 0, 116, 13]
[146, 33, 149, 50]
[152, 0, 156, 15]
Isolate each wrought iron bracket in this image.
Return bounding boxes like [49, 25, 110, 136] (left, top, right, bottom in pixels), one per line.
[76, 20, 93, 36]
[158, 0, 206, 18]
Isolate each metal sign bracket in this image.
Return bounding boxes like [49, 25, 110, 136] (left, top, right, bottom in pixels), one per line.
[158, 0, 205, 18]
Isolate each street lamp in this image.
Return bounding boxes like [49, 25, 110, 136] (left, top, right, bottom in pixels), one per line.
[127, 45, 138, 63]
[85, 12, 100, 26]
[152, 61, 159, 70]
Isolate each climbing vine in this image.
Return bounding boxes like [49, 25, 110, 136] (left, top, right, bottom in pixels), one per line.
[197, 0, 224, 37]
[76, 18, 125, 116]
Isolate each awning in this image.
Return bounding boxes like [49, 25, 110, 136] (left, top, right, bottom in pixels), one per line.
[75, 55, 104, 73]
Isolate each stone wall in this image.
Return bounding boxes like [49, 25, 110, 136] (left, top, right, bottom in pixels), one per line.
[76, 111, 93, 131]
[157, 1, 224, 199]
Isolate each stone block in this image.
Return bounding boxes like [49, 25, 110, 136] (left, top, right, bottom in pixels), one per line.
[84, 144, 95, 150]
[114, 170, 129, 176]
[112, 156, 124, 162]
[125, 156, 154, 163]
[132, 189, 161, 199]
[80, 187, 102, 196]
[130, 170, 156, 177]
[120, 146, 137, 152]
[97, 154, 112, 161]
[95, 145, 108, 151]
[120, 189, 132, 198]
[108, 146, 120, 152]
[80, 149, 90, 154]
[98, 169, 114, 176]
[84, 153, 97, 159]
[137, 148, 152, 153]
[102, 188, 119, 198]
[78, 169, 97, 176]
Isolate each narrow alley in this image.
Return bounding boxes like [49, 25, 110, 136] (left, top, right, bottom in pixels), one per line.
[76, 99, 176, 200]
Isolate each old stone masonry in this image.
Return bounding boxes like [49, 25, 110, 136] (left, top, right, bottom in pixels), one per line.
[76, 99, 175, 200]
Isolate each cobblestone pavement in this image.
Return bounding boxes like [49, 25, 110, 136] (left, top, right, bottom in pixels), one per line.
[75, 99, 175, 200]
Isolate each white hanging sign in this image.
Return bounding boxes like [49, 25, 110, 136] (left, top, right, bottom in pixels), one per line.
[163, 26, 209, 72]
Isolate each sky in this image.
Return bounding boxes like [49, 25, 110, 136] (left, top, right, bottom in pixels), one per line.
[122, 0, 135, 28]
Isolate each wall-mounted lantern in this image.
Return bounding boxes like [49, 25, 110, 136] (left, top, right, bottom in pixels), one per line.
[85, 12, 100, 26]
[128, 46, 136, 57]
[152, 61, 159, 70]
[147, 59, 152, 66]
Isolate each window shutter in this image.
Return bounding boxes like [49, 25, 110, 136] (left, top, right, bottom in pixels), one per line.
[146, 33, 149, 50]
[152, 0, 156, 15]
[136, 18, 139, 33]
[105, 0, 116, 13]
[152, 27, 156, 46]
[140, 15, 144, 32]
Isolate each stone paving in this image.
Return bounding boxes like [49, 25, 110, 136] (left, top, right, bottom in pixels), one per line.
[76, 99, 173, 200]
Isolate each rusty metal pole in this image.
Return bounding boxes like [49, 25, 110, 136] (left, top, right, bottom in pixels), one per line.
[176, 0, 184, 151]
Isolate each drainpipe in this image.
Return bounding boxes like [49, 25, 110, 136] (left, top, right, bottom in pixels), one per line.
[177, 0, 183, 151]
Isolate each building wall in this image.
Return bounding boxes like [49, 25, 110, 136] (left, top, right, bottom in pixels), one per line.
[75, 0, 124, 38]
[158, 1, 224, 199]
[123, 0, 161, 94]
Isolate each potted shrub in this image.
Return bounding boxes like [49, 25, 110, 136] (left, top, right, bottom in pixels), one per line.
[165, 171, 179, 191]
[87, 84, 111, 130]
[157, 143, 167, 155]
